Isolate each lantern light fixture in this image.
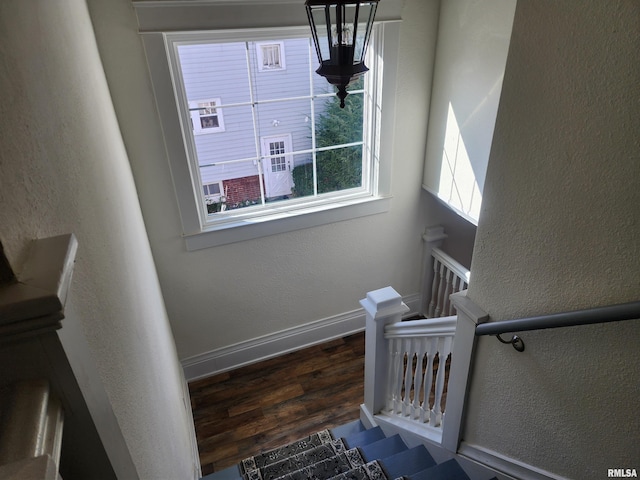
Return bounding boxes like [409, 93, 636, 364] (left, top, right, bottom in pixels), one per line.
[305, 0, 379, 108]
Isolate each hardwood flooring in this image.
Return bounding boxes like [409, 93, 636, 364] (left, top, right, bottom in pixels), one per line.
[189, 332, 365, 476]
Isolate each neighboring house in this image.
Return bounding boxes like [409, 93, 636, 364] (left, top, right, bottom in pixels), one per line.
[177, 37, 339, 209]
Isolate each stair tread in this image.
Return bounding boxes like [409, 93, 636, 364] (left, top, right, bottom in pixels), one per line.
[379, 445, 436, 479]
[343, 426, 385, 449]
[246, 440, 347, 480]
[359, 434, 407, 463]
[239, 429, 333, 474]
[325, 460, 390, 480]
[407, 458, 470, 480]
[330, 420, 366, 439]
[271, 447, 367, 480]
[200, 464, 242, 480]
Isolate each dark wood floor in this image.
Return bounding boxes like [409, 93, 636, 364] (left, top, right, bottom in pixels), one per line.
[189, 332, 365, 476]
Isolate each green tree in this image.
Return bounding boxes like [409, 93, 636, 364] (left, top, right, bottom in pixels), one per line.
[292, 81, 364, 197]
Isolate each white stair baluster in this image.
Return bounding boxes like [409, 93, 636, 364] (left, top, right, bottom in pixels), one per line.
[420, 337, 436, 423]
[434, 263, 447, 317]
[448, 276, 462, 316]
[410, 338, 427, 420]
[401, 338, 414, 416]
[391, 338, 404, 413]
[385, 338, 399, 412]
[442, 269, 453, 316]
[428, 259, 440, 318]
[430, 336, 453, 427]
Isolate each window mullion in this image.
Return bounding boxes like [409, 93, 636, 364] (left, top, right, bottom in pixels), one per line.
[245, 41, 266, 206]
[307, 38, 318, 197]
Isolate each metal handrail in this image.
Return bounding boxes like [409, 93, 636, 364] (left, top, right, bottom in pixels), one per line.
[476, 300, 640, 352]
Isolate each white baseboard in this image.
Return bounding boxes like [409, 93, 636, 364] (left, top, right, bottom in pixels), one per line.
[458, 443, 569, 480]
[182, 293, 421, 382]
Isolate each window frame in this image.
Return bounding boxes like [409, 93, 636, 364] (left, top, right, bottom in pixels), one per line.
[141, 23, 399, 250]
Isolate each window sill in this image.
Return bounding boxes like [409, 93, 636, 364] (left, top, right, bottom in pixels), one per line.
[183, 195, 391, 250]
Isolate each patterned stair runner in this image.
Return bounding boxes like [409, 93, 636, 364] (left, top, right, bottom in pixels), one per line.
[240, 429, 334, 476]
[202, 421, 499, 480]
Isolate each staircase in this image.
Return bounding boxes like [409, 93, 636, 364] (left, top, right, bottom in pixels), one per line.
[199, 235, 489, 480]
[201, 420, 497, 480]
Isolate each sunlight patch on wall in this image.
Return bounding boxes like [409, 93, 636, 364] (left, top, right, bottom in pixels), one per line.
[437, 103, 482, 222]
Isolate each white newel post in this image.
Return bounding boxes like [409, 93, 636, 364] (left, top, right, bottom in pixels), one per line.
[441, 290, 488, 452]
[421, 226, 448, 316]
[360, 287, 409, 426]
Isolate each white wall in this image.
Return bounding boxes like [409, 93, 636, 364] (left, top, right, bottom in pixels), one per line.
[0, 1, 198, 478]
[93, 0, 442, 364]
[465, 1, 640, 478]
[422, 0, 516, 224]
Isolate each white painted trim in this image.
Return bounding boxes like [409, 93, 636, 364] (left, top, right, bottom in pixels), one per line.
[177, 369, 202, 479]
[359, 404, 378, 430]
[459, 443, 570, 480]
[184, 196, 392, 250]
[422, 185, 479, 227]
[441, 291, 488, 452]
[133, 1, 404, 33]
[0, 234, 78, 338]
[182, 292, 420, 381]
[133, 0, 305, 6]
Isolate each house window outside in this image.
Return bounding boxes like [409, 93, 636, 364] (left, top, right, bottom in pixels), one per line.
[190, 99, 225, 134]
[203, 182, 222, 197]
[256, 41, 286, 71]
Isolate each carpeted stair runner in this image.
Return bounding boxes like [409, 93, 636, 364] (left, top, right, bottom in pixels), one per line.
[202, 421, 498, 480]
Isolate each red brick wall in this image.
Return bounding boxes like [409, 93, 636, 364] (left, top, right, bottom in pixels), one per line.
[222, 175, 264, 206]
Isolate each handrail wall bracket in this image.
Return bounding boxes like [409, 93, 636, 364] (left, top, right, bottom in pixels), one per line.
[495, 333, 525, 352]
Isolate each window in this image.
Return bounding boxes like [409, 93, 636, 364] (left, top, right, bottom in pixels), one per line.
[256, 41, 286, 71]
[190, 99, 225, 134]
[203, 182, 222, 197]
[142, 23, 400, 249]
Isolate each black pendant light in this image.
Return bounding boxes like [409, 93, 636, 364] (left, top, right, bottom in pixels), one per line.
[305, 0, 379, 108]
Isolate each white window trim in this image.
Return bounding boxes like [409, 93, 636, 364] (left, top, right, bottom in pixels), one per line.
[189, 98, 225, 134]
[141, 22, 400, 250]
[256, 41, 286, 71]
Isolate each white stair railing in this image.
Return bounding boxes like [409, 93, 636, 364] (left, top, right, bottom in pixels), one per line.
[384, 317, 455, 430]
[361, 287, 486, 452]
[420, 226, 470, 318]
[428, 248, 470, 318]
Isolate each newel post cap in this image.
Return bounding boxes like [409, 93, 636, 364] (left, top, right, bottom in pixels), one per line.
[360, 286, 409, 319]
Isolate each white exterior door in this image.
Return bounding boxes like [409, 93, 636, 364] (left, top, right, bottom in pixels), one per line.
[261, 135, 293, 198]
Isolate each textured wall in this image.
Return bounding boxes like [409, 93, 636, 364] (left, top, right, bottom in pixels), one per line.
[0, 1, 198, 478]
[466, 1, 640, 478]
[92, 0, 442, 361]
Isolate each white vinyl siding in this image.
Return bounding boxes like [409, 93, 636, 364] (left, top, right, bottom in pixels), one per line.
[177, 38, 328, 183]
